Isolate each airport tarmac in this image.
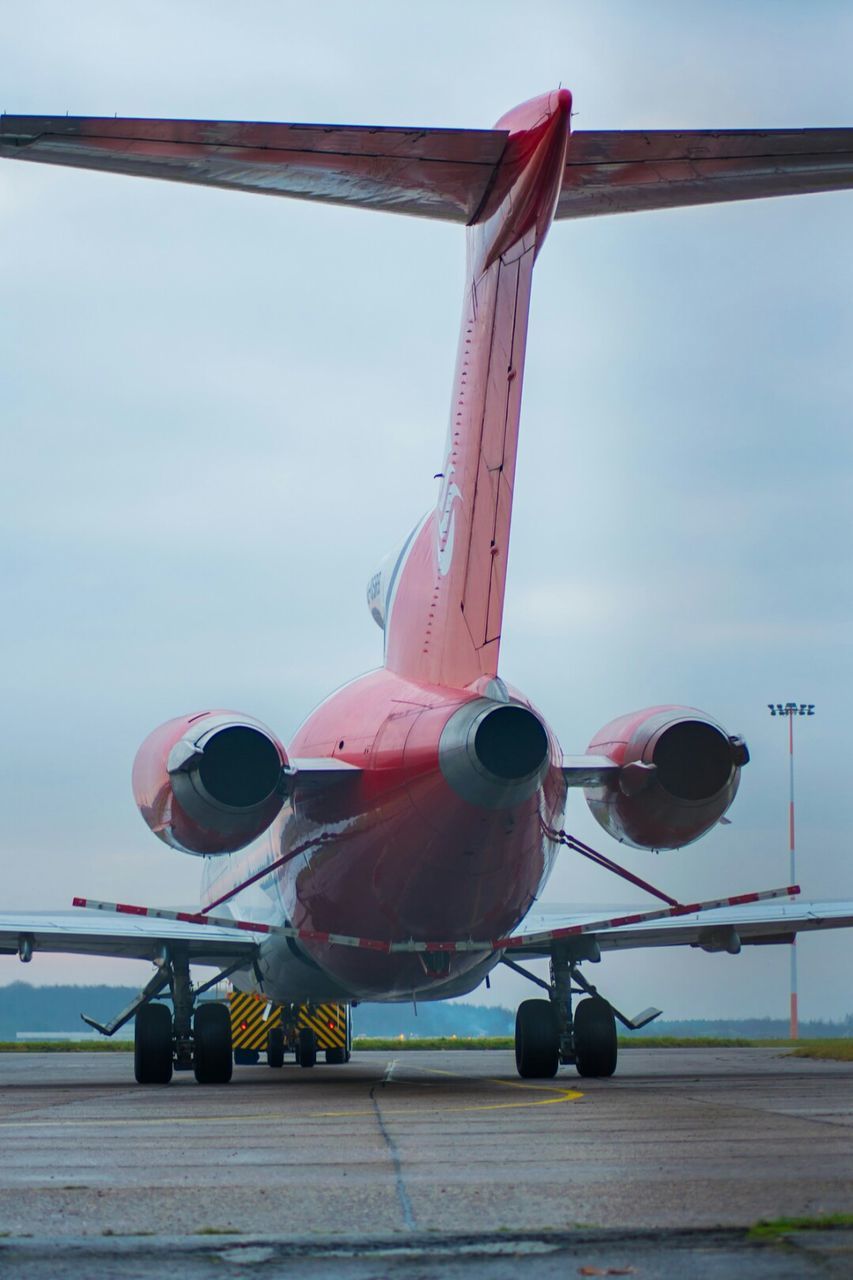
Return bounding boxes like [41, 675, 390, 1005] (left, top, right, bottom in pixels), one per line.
[0, 1047, 851, 1276]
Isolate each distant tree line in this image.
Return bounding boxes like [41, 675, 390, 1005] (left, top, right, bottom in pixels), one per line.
[1, 983, 851, 1040]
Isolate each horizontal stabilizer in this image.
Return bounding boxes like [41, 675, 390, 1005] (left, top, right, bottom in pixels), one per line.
[0, 114, 506, 223]
[3, 116, 850, 227]
[559, 128, 853, 219]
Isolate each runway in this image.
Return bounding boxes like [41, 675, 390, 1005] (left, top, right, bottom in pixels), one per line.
[0, 1048, 851, 1276]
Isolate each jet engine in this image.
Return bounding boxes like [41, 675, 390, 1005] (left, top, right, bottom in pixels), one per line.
[584, 705, 748, 851]
[132, 710, 288, 856]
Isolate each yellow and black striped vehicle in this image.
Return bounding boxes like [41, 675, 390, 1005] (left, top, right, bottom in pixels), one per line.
[230, 990, 351, 1068]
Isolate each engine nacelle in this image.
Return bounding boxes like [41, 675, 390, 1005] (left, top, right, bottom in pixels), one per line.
[132, 710, 288, 856]
[584, 705, 748, 851]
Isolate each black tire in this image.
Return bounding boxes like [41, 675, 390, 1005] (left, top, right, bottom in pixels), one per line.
[325, 1046, 350, 1064]
[514, 998, 559, 1079]
[297, 1026, 317, 1069]
[573, 996, 618, 1078]
[134, 1002, 173, 1085]
[267, 1025, 285, 1069]
[194, 1003, 233, 1085]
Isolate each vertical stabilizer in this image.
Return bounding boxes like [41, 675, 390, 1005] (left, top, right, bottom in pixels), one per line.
[385, 90, 571, 690]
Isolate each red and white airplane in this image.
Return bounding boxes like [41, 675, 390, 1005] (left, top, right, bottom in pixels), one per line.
[2, 91, 852, 1084]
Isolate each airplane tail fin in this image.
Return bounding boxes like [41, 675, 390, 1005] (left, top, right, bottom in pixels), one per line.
[383, 91, 572, 688]
[4, 106, 850, 691]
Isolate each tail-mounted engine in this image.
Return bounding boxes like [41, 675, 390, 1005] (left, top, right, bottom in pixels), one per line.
[132, 711, 288, 856]
[584, 705, 748, 851]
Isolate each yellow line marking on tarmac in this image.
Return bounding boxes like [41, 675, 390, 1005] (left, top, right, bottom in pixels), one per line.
[311, 1092, 582, 1117]
[312, 1061, 583, 1116]
[0, 1061, 583, 1126]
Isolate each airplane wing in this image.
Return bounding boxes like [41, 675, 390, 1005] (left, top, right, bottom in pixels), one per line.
[558, 128, 853, 219]
[0, 909, 260, 967]
[507, 897, 853, 957]
[2, 116, 851, 225]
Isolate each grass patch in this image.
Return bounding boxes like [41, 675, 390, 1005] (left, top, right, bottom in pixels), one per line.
[0, 1041, 133, 1052]
[354, 1035, 777, 1050]
[2, 1036, 850, 1055]
[618, 1036, 756, 1048]
[785, 1039, 853, 1062]
[352, 1036, 822, 1051]
[748, 1213, 853, 1239]
[194, 1226, 241, 1236]
[353, 1036, 513, 1051]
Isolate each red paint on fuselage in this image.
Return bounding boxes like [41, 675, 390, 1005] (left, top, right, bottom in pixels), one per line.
[289, 669, 564, 994]
[202, 668, 566, 997]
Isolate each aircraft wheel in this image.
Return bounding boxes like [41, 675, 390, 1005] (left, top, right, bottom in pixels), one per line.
[574, 996, 617, 1078]
[297, 1026, 317, 1069]
[325, 1046, 350, 1064]
[515, 998, 559, 1079]
[134, 1002, 173, 1085]
[267, 1025, 285, 1068]
[194, 1003, 233, 1085]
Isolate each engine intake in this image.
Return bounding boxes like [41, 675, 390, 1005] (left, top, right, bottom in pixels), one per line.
[584, 705, 747, 850]
[133, 711, 288, 856]
[650, 719, 735, 801]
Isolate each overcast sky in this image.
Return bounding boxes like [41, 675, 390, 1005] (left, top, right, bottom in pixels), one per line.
[1, 2, 851, 1021]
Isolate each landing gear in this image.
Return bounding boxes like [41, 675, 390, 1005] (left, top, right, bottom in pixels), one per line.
[509, 946, 623, 1080]
[546, 950, 619, 1079]
[126, 947, 241, 1085]
[193, 1003, 233, 1084]
[267, 1025, 285, 1068]
[514, 999, 559, 1078]
[134, 1001, 173, 1084]
[573, 996, 617, 1078]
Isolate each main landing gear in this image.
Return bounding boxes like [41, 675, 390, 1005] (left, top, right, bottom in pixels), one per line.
[123, 949, 234, 1085]
[512, 946, 640, 1080]
[83, 947, 237, 1085]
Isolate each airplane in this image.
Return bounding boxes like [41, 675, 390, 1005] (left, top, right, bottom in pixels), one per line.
[2, 90, 852, 1085]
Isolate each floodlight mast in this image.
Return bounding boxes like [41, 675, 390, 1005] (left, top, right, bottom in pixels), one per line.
[767, 702, 815, 1039]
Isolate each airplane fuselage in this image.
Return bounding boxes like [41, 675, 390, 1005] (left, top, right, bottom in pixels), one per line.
[201, 668, 566, 1002]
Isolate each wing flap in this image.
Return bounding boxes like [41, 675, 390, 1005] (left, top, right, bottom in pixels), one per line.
[509, 897, 853, 955]
[0, 909, 259, 967]
[0, 114, 507, 222]
[558, 128, 853, 219]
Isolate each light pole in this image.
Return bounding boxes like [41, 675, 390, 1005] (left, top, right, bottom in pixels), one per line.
[767, 702, 815, 1039]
